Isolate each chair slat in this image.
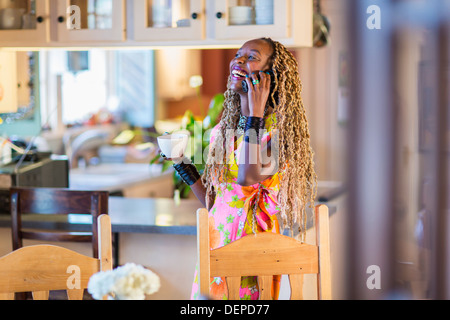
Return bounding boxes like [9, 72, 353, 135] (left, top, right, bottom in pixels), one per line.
[67, 289, 85, 300]
[21, 230, 92, 243]
[226, 276, 241, 300]
[258, 276, 273, 300]
[32, 291, 49, 300]
[288, 274, 304, 300]
[99, 215, 113, 272]
[0, 293, 14, 300]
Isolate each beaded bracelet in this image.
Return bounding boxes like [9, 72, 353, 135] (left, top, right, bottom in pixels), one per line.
[173, 157, 201, 186]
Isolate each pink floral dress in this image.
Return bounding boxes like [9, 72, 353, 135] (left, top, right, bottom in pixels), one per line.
[191, 113, 282, 300]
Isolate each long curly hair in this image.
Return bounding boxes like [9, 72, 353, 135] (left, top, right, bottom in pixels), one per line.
[201, 38, 317, 238]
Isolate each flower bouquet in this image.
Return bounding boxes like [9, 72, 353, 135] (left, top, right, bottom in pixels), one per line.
[88, 263, 161, 300]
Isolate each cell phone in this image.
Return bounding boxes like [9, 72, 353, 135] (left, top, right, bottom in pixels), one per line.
[242, 70, 275, 93]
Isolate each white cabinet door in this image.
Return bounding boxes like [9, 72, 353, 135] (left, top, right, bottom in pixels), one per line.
[213, 0, 290, 41]
[0, 0, 49, 46]
[52, 0, 125, 43]
[132, 0, 204, 42]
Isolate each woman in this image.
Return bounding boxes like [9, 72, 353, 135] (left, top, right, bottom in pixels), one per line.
[166, 38, 317, 300]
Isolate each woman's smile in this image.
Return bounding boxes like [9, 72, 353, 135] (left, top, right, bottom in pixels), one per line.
[231, 66, 248, 80]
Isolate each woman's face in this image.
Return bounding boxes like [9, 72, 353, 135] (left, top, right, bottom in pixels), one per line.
[229, 39, 274, 92]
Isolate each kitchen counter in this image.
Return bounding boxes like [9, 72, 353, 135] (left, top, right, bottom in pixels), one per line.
[69, 163, 174, 198]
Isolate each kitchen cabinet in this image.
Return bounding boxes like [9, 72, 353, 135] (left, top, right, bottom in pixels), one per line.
[213, 0, 291, 41]
[0, 0, 313, 48]
[132, 0, 313, 47]
[51, 0, 126, 43]
[0, 0, 125, 47]
[0, 0, 48, 46]
[131, 0, 205, 42]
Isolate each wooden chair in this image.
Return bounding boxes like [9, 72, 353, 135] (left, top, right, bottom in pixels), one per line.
[0, 214, 112, 300]
[197, 204, 332, 300]
[10, 187, 109, 259]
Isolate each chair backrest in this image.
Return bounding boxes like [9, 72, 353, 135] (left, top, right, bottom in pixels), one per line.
[197, 204, 332, 300]
[10, 187, 109, 258]
[0, 214, 112, 300]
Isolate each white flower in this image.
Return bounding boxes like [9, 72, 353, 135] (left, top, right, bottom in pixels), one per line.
[87, 270, 116, 300]
[189, 75, 203, 88]
[88, 263, 161, 300]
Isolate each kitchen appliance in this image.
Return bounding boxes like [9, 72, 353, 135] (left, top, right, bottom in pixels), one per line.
[0, 152, 69, 213]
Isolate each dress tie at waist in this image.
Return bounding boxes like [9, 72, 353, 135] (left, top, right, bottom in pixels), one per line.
[241, 183, 278, 233]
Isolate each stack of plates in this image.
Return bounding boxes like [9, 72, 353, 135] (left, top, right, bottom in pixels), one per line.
[229, 6, 253, 25]
[255, 0, 274, 25]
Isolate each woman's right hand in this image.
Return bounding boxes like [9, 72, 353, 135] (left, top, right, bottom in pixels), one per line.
[245, 71, 271, 117]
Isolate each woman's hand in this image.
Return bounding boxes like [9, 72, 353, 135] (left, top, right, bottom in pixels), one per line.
[245, 71, 271, 117]
[159, 151, 184, 164]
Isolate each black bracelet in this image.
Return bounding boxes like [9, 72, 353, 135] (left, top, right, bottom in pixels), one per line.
[244, 116, 265, 131]
[173, 158, 201, 186]
[244, 116, 265, 144]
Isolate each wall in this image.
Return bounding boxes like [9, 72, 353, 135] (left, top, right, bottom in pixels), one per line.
[296, 0, 349, 183]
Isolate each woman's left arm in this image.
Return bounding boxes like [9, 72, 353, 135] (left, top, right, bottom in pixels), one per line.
[237, 138, 276, 186]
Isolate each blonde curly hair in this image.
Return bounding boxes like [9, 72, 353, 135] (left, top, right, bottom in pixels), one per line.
[202, 38, 317, 238]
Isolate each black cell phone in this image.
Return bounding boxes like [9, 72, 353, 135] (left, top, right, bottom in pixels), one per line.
[242, 70, 275, 93]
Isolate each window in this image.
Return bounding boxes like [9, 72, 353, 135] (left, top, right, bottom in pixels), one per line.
[39, 49, 156, 129]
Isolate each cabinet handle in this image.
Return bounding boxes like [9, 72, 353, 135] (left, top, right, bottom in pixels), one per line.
[216, 12, 223, 19]
[57, 16, 65, 23]
[36, 16, 44, 23]
[191, 12, 198, 20]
